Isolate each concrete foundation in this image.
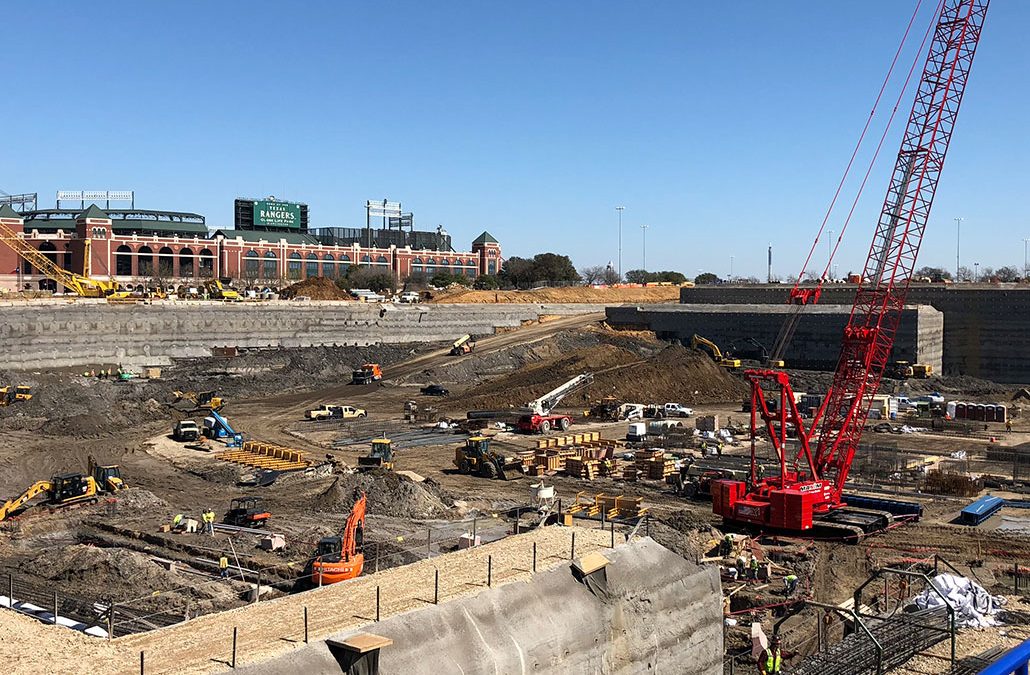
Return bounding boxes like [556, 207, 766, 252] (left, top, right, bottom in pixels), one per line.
[0, 301, 606, 370]
[239, 537, 723, 675]
[677, 284, 1030, 382]
[606, 303, 943, 372]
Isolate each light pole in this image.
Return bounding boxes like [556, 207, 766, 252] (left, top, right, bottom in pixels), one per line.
[974, 261, 980, 283]
[729, 256, 734, 279]
[640, 224, 649, 272]
[955, 217, 963, 280]
[1024, 238, 1029, 279]
[615, 206, 625, 280]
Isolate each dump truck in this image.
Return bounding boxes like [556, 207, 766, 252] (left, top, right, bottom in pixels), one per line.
[351, 363, 383, 385]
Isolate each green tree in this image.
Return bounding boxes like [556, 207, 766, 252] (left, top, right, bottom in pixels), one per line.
[694, 272, 721, 285]
[914, 266, 952, 282]
[473, 274, 500, 290]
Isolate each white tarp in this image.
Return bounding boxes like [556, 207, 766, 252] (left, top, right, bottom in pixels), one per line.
[914, 574, 1006, 628]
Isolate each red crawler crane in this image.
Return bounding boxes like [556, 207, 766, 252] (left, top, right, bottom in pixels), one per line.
[713, 0, 990, 536]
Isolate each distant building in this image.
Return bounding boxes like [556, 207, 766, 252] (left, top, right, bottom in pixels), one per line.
[0, 200, 501, 292]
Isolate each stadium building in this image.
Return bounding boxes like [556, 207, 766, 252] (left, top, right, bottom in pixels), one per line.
[0, 193, 502, 292]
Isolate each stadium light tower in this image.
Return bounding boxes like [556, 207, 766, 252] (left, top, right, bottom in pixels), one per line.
[640, 224, 649, 272]
[615, 206, 625, 279]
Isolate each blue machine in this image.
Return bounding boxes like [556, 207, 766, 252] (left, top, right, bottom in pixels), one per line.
[842, 494, 924, 521]
[959, 494, 1004, 526]
[203, 410, 243, 448]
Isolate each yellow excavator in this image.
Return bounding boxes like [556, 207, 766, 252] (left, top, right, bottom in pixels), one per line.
[0, 385, 32, 406]
[0, 219, 124, 298]
[0, 473, 101, 522]
[204, 279, 241, 301]
[172, 390, 225, 412]
[690, 334, 741, 369]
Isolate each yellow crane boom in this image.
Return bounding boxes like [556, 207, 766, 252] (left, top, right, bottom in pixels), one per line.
[0, 220, 118, 297]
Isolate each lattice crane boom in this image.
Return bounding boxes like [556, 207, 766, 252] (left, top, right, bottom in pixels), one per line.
[813, 0, 989, 496]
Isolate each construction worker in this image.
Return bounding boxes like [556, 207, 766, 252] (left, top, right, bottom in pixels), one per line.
[721, 533, 733, 556]
[172, 513, 184, 531]
[748, 555, 760, 581]
[759, 635, 783, 675]
[1006, 419, 1013, 432]
[735, 554, 747, 580]
[784, 573, 799, 596]
[219, 554, 229, 579]
[202, 508, 215, 535]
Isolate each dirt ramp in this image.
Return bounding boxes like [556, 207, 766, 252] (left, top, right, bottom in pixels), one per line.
[239, 537, 723, 675]
[315, 471, 450, 519]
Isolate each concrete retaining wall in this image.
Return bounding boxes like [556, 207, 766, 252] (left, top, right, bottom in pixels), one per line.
[239, 537, 723, 675]
[0, 301, 606, 370]
[606, 303, 943, 372]
[677, 284, 1030, 382]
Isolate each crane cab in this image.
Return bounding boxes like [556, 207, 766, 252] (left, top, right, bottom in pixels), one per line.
[49, 473, 99, 505]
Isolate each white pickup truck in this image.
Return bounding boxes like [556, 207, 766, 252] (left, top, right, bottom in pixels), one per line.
[305, 404, 367, 421]
[663, 403, 694, 418]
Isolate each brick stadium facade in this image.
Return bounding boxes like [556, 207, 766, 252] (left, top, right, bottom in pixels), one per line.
[0, 205, 502, 292]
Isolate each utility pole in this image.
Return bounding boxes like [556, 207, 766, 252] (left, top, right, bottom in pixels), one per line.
[955, 217, 963, 280]
[615, 206, 625, 280]
[640, 224, 649, 272]
[729, 255, 734, 279]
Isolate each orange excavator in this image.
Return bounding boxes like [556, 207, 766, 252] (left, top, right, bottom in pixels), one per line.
[310, 493, 367, 586]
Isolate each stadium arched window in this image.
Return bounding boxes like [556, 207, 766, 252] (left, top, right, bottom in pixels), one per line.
[116, 245, 133, 276]
[323, 253, 335, 278]
[138, 246, 155, 276]
[198, 248, 214, 277]
[263, 251, 278, 279]
[376, 255, 388, 266]
[306, 253, 319, 279]
[412, 257, 423, 274]
[287, 252, 302, 279]
[245, 250, 260, 278]
[179, 248, 194, 278]
[339, 254, 351, 273]
[158, 247, 174, 277]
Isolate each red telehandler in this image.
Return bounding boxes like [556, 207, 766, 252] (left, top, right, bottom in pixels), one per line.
[713, 0, 990, 539]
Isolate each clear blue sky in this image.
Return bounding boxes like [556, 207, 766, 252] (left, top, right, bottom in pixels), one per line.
[4, 1, 1027, 279]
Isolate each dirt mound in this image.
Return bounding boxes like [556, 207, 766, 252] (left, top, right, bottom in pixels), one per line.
[112, 488, 169, 512]
[28, 544, 178, 592]
[315, 471, 450, 519]
[279, 276, 351, 301]
[457, 330, 745, 410]
[429, 286, 682, 304]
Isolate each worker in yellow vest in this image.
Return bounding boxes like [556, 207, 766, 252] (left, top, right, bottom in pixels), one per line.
[219, 555, 229, 578]
[759, 636, 783, 675]
[202, 508, 216, 535]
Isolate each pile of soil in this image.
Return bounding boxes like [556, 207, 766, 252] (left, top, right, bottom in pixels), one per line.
[429, 286, 682, 304]
[315, 471, 450, 519]
[279, 277, 351, 301]
[111, 488, 169, 513]
[454, 329, 746, 410]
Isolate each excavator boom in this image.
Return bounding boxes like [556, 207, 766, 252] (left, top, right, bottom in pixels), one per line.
[0, 480, 52, 521]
